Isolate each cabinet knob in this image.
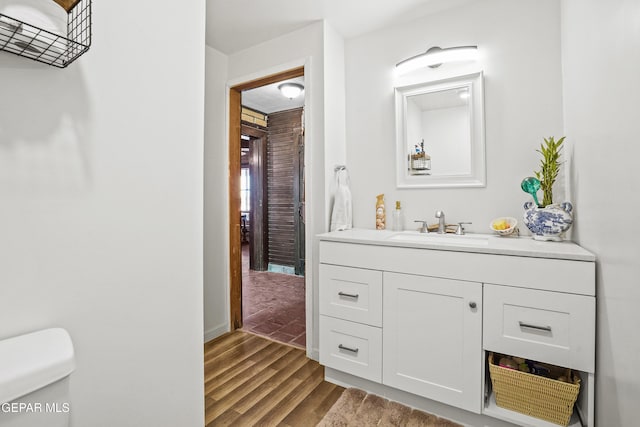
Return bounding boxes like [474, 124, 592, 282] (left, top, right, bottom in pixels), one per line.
[469, 301, 477, 309]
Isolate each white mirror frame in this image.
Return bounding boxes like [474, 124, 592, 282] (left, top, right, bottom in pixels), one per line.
[395, 71, 485, 188]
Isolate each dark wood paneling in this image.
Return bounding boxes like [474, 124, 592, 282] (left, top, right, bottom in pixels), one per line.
[293, 133, 305, 275]
[267, 109, 303, 268]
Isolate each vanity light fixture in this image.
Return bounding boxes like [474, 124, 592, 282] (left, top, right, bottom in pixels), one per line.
[396, 45, 478, 75]
[278, 82, 304, 99]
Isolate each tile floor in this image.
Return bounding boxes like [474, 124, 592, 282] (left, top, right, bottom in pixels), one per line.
[241, 244, 306, 348]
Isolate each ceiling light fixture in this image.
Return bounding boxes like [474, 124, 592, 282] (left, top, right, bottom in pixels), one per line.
[396, 45, 478, 75]
[278, 82, 304, 99]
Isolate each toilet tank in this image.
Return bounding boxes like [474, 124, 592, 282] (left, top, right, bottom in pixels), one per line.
[0, 328, 75, 404]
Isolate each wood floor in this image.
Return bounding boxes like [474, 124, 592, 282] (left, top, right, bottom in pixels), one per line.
[204, 330, 345, 426]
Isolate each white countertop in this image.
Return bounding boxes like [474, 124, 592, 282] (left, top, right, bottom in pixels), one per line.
[317, 228, 596, 262]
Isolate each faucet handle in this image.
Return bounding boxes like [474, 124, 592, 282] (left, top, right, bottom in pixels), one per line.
[435, 210, 444, 218]
[455, 222, 472, 235]
[414, 220, 429, 233]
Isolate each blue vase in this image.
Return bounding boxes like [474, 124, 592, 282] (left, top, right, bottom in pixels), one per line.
[523, 202, 573, 241]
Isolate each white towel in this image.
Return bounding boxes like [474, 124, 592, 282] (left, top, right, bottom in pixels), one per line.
[0, 0, 67, 57]
[330, 168, 353, 232]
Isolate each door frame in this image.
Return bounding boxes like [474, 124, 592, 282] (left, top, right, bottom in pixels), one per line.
[228, 66, 305, 330]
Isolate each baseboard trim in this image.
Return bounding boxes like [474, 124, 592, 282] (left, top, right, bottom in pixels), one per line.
[204, 324, 229, 343]
[267, 263, 296, 275]
[309, 347, 319, 361]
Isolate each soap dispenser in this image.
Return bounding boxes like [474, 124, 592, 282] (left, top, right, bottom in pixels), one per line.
[392, 201, 404, 231]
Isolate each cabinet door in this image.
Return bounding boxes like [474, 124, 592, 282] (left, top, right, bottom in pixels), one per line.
[383, 272, 483, 413]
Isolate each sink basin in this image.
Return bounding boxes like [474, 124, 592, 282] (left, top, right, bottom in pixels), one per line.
[387, 231, 490, 246]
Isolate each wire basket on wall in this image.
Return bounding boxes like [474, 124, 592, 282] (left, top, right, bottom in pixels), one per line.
[0, 0, 91, 68]
[408, 153, 431, 175]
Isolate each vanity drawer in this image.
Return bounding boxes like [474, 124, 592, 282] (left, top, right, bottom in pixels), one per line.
[319, 315, 382, 383]
[484, 284, 595, 372]
[319, 264, 382, 326]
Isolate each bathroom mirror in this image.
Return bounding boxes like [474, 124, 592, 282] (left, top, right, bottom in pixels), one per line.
[395, 72, 485, 188]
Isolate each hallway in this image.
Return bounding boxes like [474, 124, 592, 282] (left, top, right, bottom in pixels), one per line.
[241, 244, 306, 347]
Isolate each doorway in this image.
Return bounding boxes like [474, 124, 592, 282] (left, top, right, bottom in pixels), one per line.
[228, 67, 306, 347]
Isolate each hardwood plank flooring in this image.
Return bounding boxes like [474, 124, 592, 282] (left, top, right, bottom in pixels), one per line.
[205, 330, 344, 427]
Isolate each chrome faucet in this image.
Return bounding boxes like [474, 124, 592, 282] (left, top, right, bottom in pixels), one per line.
[435, 210, 446, 234]
[455, 222, 472, 235]
[414, 220, 429, 233]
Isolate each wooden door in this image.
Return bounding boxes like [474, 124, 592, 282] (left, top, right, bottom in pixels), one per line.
[249, 135, 267, 271]
[382, 272, 483, 414]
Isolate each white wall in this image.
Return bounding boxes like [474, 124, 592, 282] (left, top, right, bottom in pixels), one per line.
[323, 21, 348, 224]
[561, 1, 640, 425]
[0, 0, 205, 425]
[204, 46, 229, 341]
[345, 0, 563, 231]
[205, 21, 346, 358]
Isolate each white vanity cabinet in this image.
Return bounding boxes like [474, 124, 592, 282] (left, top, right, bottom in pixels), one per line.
[318, 229, 596, 427]
[383, 272, 483, 413]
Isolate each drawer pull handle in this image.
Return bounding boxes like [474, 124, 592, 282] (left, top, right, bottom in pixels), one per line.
[338, 344, 359, 354]
[469, 301, 477, 309]
[519, 321, 552, 332]
[338, 292, 359, 299]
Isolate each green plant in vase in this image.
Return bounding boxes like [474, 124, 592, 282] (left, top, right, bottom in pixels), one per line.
[521, 136, 573, 241]
[534, 136, 565, 207]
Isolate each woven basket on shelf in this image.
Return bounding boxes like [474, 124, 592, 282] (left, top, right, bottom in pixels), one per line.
[488, 353, 581, 426]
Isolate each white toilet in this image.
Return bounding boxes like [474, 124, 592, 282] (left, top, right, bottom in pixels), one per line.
[0, 328, 75, 427]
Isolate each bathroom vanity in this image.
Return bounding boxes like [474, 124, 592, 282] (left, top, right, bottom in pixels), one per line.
[318, 229, 595, 427]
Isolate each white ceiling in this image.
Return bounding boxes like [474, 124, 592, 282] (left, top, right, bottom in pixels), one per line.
[211, 0, 477, 116]
[242, 76, 305, 114]
[206, 0, 477, 55]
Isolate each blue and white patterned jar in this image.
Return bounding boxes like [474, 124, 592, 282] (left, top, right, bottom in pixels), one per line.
[523, 202, 573, 241]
